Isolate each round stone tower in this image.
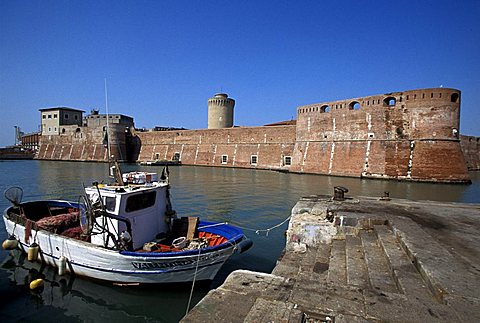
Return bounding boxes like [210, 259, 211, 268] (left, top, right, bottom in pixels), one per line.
[208, 93, 235, 129]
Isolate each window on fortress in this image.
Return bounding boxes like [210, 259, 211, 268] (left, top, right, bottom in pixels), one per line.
[284, 156, 292, 166]
[221, 155, 228, 164]
[320, 105, 330, 113]
[451, 93, 459, 103]
[48, 114, 52, 119]
[349, 102, 361, 110]
[54, 114, 57, 118]
[250, 155, 258, 165]
[173, 152, 180, 161]
[383, 97, 396, 107]
[43, 115, 46, 119]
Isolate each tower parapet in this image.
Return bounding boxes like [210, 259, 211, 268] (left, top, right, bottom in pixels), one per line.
[208, 93, 235, 129]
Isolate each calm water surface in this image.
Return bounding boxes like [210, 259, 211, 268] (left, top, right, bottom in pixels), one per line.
[0, 160, 479, 322]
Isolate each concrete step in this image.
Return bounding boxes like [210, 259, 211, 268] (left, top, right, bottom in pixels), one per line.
[345, 235, 369, 288]
[374, 225, 432, 299]
[327, 239, 347, 285]
[360, 230, 399, 294]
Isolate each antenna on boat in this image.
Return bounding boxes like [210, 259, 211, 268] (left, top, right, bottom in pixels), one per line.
[104, 78, 112, 164]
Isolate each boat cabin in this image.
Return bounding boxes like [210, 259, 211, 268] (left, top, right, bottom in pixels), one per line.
[85, 172, 171, 250]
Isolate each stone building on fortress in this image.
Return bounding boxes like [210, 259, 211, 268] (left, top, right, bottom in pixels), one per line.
[37, 88, 476, 183]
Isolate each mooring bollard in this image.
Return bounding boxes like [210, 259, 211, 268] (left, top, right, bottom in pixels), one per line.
[333, 186, 348, 201]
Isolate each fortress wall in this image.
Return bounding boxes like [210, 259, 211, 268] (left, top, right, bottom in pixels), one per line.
[292, 88, 469, 182]
[35, 88, 471, 183]
[37, 124, 128, 162]
[411, 140, 469, 181]
[460, 135, 480, 170]
[137, 126, 297, 170]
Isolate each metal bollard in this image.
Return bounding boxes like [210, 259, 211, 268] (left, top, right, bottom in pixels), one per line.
[333, 186, 348, 201]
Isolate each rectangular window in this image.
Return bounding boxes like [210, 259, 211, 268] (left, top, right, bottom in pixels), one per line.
[221, 155, 228, 164]
[105, 196, 116, 212]
[284, 156, 292, 166]
[42, 115, 46, 119]
[53, 114, 57, 118]
[250, 155, 258, 165]
[65, 114, 69, 119]
[125, 191, 156, 213]
[48, 114, 52, 119]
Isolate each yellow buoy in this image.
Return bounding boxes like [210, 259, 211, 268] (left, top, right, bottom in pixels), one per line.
[58, 256, 67, 276]
[2, 235, 18, 250]
[27, 243, 39, 262]
[29, 278, 44, 290]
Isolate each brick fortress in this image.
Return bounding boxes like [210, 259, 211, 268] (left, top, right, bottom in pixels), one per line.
[37, 88, 477, 183]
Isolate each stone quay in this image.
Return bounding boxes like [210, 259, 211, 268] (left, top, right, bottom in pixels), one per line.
[183, 189, 480, 322]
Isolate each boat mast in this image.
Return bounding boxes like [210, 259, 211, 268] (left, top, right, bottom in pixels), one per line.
[104, 78, 111, 162]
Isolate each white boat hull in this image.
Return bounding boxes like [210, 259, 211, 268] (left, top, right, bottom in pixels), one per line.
[3, 217, 238, 284]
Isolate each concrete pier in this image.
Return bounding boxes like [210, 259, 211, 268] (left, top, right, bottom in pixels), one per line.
[182, 192, 480, 322]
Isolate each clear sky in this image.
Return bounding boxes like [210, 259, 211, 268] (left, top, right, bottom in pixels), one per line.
[1, 0, 479, 147]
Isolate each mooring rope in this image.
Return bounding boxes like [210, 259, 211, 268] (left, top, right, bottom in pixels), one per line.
[199, 215, 292, 237]
[231, 215, 292, 237]
[185, 246, 202, 315]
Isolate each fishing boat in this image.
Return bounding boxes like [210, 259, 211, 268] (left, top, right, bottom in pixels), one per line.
[2, 165, 252, 284]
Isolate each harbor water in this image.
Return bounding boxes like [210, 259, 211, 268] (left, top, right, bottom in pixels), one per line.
[0, 160, 479, 322]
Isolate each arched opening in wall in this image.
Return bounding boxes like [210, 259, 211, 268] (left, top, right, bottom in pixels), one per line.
[383, 97, 396, 107]
[451, 93, 459, 103]
[349, 101, 361, 110]
[76, 128, 81, 133]
[320, 105, 330, 113]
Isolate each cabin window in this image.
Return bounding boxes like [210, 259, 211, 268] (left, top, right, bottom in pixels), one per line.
[250, 155, 258, 165]
[284, 156, 292, 166]
[221, 155, 228, 164]
[125, 191, 157, 213]
[105, 196, 116, 212]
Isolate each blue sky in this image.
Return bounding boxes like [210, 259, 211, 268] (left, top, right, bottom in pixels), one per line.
[1, 0, 479, 147]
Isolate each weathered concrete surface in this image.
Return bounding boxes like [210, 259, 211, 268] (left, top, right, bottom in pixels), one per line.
[182, 194, 480, 322]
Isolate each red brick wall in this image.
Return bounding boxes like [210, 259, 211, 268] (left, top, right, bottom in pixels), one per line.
[36, 88, 472, 183]
[291, 88, 469, 183]
[137, 126, 297, 171]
